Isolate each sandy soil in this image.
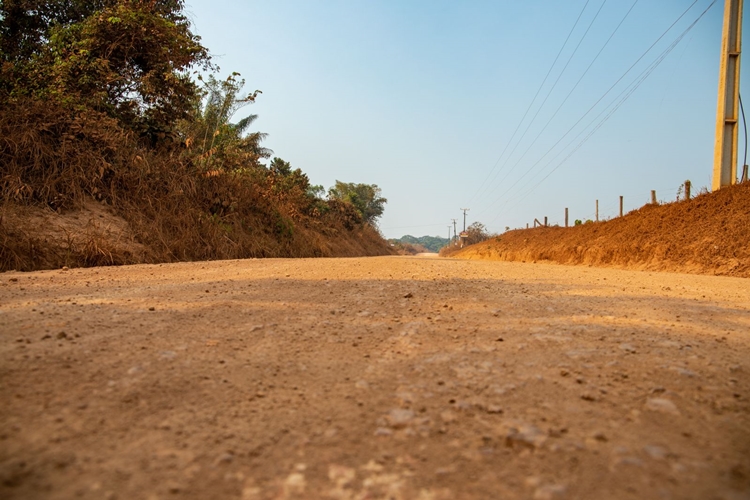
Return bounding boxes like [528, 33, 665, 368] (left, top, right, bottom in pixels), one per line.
[1, 256, 749, 499]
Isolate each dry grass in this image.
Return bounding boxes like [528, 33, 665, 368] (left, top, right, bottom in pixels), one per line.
[0, 99, 393, 271]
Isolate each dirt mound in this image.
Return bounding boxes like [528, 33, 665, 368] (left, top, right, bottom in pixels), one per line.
[0, 199, 392, 272]
[455, 182, 750, 277]
[0, 201, 149, 269]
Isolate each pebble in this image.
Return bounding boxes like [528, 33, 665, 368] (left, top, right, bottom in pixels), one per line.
[215, 453, 234, 465]
[485, 404, 503, 414]
[534, 484, 567, 499]
[611, 456, 643, 469]
[669, 366, 697, 377]
[645, 398, 680, 415]
[619, 343, 637, 354]
[503, 422, 546, 449]
[591, 431, 608, 442]
[643, 445, 668, 460]
[328, 464, 356, 485]
[385, 408, 414, 429]
[440, 410, 458, 423]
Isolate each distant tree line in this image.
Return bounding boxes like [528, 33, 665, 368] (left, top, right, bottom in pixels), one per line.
[390, 235, 449, 253]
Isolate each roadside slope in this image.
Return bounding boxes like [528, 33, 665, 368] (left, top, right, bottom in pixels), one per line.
[455, 182, 750, 277]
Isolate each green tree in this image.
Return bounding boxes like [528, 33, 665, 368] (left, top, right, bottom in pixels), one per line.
[184, 73, 270, 170]
[269, 157, 292, 176]
[327, 181, 387, 225]
[0, 0, 210, 143]
[465, 221, 489, 245]
[268, 157, 310, 194]
[307, 184, 325, 199]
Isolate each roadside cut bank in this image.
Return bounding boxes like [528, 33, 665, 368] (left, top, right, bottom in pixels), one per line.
[452, 182, 750, 278]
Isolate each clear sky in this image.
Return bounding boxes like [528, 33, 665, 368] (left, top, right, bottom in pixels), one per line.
[185, 0, 748, 239]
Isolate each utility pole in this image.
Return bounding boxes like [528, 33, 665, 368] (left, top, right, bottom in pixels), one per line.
[460, 208, 470, 232]
[451, 219, 458, 244]
[713, 0, 743, 190]
[595, 199, 599, 222]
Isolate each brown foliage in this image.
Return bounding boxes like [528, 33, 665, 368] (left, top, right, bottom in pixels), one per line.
[0, 99, 392, 271]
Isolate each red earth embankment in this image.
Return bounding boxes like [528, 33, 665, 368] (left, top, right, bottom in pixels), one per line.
[455, 182, 750, 277]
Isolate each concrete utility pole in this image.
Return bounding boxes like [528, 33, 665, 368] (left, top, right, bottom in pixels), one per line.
[451, 219, 458, 243]
[460, 208, 470, 232]
[713, 0, 743, 190]
[595, 200, 599, 222]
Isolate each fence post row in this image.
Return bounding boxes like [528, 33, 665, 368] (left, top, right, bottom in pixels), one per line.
[528, 178, 724, 231]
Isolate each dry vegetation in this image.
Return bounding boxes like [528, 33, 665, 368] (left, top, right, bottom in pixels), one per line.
[0, 99, 391, 272]
[0, 2, 392, 272]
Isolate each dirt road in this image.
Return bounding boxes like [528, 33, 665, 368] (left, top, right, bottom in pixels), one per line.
[1, 256, 749, 499]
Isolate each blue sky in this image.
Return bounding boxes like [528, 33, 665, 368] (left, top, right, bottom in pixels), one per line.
[185, 0, 746, 239]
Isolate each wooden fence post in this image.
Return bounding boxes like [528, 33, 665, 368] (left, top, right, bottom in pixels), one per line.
[651, 190, 657, 204]
[565, 208, 569, 227]
[684, 180, 691, 200]
[544, 216, 548, 227]
[595, 200, 599, 222]
[742, 165, 748, 182]
[619, 196, 623, 217]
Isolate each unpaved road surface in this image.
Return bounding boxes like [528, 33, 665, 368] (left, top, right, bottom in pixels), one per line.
[1, 256, 749, 500]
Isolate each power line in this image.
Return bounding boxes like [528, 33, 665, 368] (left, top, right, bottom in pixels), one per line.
[488, 0, 719, 223]
[467, 0, 592, 205]
[499, 0, 639, 183]
[477, 0, 706, 219]
[522, 2, 716, 195]
[481, 0, 610, 199]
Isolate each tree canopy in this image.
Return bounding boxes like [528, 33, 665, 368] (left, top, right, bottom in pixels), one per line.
[0, 0, 210, 142]
[327, 181, 387, 226]
[182, 73, 270, 170]
[0, 0, 390, 258]
[465, 221, 490, 245]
